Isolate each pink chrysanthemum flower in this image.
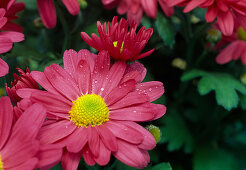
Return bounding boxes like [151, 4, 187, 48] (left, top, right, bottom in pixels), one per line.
[103, 0, 173, 25]
[215, 25, 246, 65]
[37, 0, 80, 28]
[81, 16, 154, 61]
[166, 0, 246, 36]
[0, 58, 8, 77]
[0, 0, 25, 54]
[5, 67, 39, 104]
[18, 49, 166, 169]
[0, 96, 46, 170]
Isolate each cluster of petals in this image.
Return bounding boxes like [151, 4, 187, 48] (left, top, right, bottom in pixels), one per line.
[17, 49, 166, 169]
[37, 0, 80, 28]
[0, 96, 46, 170]
[215, 25, 246, 65]
[5, 67, 40, 105]
[166, 0, 246, 36]
[81, 16, 154, 61]
[0, 0, 25, 77]
[103, 0, 174, 24]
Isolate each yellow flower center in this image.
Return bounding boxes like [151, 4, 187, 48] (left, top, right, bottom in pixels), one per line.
[113, 41, 124, 53]
[69, 94, 109, 127]
[237, 27, 246, 41]
[0, 155, 3, 170]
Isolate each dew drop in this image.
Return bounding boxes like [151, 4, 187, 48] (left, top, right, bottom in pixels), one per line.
[100, 88, 104, 91]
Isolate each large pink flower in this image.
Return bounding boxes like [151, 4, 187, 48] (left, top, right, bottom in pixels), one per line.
[166, 0, 246, 36]
[0, 96, 46, 170]
[81, 16, 154, 61]
[0, 0, 25, 54]
[216, 26, 246, 65]
[103, 0, 173, 24]
[18, 49, 166, 169]
[37, 0, 80, 28]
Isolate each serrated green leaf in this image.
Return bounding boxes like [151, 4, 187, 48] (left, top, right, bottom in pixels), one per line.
[150, 162, 172, 170]
[193, 146, 238, 170]
[181, 69, 246, 111]
[160, 111, 194, 153]
[155, 12, 175, 48]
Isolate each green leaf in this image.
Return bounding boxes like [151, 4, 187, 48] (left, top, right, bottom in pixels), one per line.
[150, 162, 172, 170]
[193, 146, 238, 170]
[182, 69, 246, 111]
[18, 0, 37, 10]
[160, 110, 194, 153]
[240, 94, 246, 110]
[155, 12, 175, 48]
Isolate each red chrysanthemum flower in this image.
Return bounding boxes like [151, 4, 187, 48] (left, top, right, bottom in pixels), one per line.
[215, 25, 246, 65]
[103, 0, 173, 25]
[5, 67, 40, 104]
[37, 0, 80, 28]
[0, 58, 8, 77]
[166, 0, 246, 36]
[0, 96, 46, 170]
[18, 49, 166, 169]
[0, 0, 25, 54]
[81, 16, 154, 61]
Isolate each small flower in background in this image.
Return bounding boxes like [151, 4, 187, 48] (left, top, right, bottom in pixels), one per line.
[0, 58, 8, 77]
[102, 0, 173, 24]
[215, 26, 246, 65]
[5, 67, 40, 105]
[0, 0, 25, 54]
[166, 0, 246, 36]
[37, 0, 80, 28]
[0, 96, 46, 170]
[17, 49, 166, 169]
[81, 16, 154, 61]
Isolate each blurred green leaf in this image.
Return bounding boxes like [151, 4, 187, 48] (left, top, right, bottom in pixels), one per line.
[182, 69, 246, 111]
[193, 146, 238, 170]
[160, 110, 194, 153]
[50, 163, 62, 170]
[18, 0, 37, 10]
[150, 162, 172, 170]
[155, 12, 175, 48]
[240, 94, 246, 110]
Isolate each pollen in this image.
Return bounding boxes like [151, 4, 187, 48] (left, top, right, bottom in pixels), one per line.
[0, 155, 3, 170]
[69, 94, 109, 127]
[113, 41, 124, 53]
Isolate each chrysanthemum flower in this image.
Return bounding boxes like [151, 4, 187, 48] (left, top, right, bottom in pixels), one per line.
[37, 0, 80, 28]
[166, 0, 246, 36]
[0, 96, 46, 170]
[0, 58, 8, 77]
[18, 49, 166, 169]
[102, 0, 173, 24]
[5, 67, 40, 104]
[216, 26, 246, 65]
[0, 0, 25, 54]
[81, 16, 154, 61]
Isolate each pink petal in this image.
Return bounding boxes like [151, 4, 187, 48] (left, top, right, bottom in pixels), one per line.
[94, 140, 111, 166]
[0, 36, 13, 54]
[61, 150, 82, 170]
[39, 120, 76, 145]
[9, 158, 38, 170]
[105, 121, 144, 144]
[76, 60, 92, 94]
[205, 5, 218, 22]
[183, 0, 206, 13]
[0, 58, 9, 77]
[0, 96, 13, 150]
[82, 145, 96, 166]
[61, 0, 80, 15]
[217, 11, 234, 36]
[66, 127, 88, 153]
[44, 64, 80, 101]
[216, 41, 238, 64]
[37, 0, 57, 28]
[88, 126, 100, 157]
[122, 121, 156, 150]
[141, 0, 157, 18]
[113, 139, 149, 169]
[0, 31, 24, 42]
[122, 62, 146, 83]
[37, 145, 63, 168]
[96, 125, 118, 152]
[105, 79, 136, 106]
[63, 49, 79, 76]
[158, 0, 174, 17]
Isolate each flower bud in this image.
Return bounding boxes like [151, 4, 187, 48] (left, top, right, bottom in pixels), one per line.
[146, 125, 161, 143]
